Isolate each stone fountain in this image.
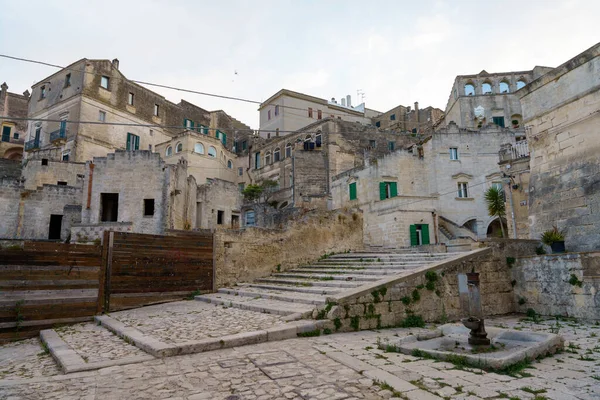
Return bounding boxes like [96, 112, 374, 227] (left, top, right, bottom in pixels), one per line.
[460, 272, 490, 346]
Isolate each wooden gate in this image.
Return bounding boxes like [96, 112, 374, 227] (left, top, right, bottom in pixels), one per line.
[99, 230, 214, 312]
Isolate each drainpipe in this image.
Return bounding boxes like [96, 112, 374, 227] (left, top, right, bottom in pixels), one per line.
[505, 178, 517, 239]
[86, 163, 94, 209]
[432, 211, 439, 244]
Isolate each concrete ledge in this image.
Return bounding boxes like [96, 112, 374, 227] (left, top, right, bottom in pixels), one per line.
[327, 248, 491, 304]
[95, 314, 325, 358]
[40, 329, 154, 374]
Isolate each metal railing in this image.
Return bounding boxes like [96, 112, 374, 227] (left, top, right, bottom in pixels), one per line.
[499, 140, 529, 162]
[50, 128, 67, 142]
[24, 138, 40, 151]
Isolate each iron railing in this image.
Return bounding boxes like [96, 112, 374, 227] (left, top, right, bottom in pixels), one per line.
[24, 138, 40, 151]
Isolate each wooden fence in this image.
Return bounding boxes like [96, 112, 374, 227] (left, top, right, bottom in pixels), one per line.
[0, 231, 214, 342]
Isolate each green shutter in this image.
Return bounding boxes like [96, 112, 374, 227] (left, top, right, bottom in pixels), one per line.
[203, 126, 209, 135]
[183, 119, 188, 129]
[215, 130, 220, 140]
[379, 182, 386, 200]
[222, 133, 227, 146]
[126, 133, 131, 151]
[390, 182, 398, 198]
[349, 182, 357, 200]
[410, 225, 418, 246]
[421, 224, 430, 245]
[134, 134, 139, 150]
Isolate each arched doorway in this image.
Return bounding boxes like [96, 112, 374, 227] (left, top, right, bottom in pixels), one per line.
[486, 218, 506, 238]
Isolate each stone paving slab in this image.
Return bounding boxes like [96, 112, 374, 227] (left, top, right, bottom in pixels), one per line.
[0, 337, 60, 381]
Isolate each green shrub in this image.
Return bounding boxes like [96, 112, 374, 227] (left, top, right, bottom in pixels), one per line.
[541, 226, 565, 246]
[400, 314, 425, 328]
[411, 289, 420, 302]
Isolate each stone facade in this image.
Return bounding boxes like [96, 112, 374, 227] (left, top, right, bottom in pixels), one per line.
[512, 252, 600, 320]
[196, 178, 242, 230]
[21, 158, 86, 190]
[518, 43, 600, 252]
[0, 82, 28, 160]
[498, 143, 531, 239]
[371, 101, 444, 134]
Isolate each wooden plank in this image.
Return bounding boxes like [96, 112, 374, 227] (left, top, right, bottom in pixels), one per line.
[97, 230, 109, 314]
[105, 231, 114, 312]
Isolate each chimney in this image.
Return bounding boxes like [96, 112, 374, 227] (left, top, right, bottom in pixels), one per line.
[0, 82, 7, 103]
[112, 58, 120, 70]
[414, 102, 419, 121]
[331, 97, 336, 104]
[341, 98, 346, 106]
[346, 95, 352, 107]
[23, 90, 30, 99]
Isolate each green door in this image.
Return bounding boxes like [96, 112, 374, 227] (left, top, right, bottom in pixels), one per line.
[421, 224, 430, 245]
[349, 182, 357, 200]
[410, 225, 418, 246]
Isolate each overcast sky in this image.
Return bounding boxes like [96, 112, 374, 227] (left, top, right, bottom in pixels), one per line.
[1, 0, 598, 129]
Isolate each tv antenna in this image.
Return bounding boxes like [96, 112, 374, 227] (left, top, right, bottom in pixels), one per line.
[357, 89, 366, 103]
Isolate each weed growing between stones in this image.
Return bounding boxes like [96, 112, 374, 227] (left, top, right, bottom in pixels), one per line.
[401, 296, 411, 306]
[518, 297, 527, 305]
[297, 329, 321, 337]
[350, 316, 360, 331]
[372, 380, 407, 399]
[568, 274, 583, 287]
[506, 257, 516, 268]
[400, 314, 425, 328]
[14, 300, 24, 332]
[333, 318, 342, 331]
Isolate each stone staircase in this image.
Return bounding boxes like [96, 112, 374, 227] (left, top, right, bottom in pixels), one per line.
[195, 251, 460, 318]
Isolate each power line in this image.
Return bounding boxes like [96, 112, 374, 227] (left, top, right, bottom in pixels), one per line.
[0, 53, 438, 127]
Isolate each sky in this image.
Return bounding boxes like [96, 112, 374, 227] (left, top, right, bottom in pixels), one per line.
[1, 0, 599, 129]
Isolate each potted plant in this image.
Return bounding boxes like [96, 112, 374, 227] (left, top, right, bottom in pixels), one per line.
[541, 226, 566, 253]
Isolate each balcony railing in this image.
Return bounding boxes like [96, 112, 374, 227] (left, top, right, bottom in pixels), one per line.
[24, 138, 40, 152]
[50, 128, 67, 143]
[499, 140, 530, 162]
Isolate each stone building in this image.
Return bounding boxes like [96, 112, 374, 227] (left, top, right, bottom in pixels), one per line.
[518, 42, 600, 252]
[371, 101, 444, 134]
[22, 58, 246, 167]
[498, 140, 531, 239]
[330, 123, 518, 248]
[0, 82, 28, 160]
[442, 67, 553, 130]
[258, 89, 378, 139]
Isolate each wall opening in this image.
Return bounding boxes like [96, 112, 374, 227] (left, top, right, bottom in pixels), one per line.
[217, 210, 224, 225]
[100, 193, 119, 222]
[48, 214, 63, 240]
[144, 199, 155, 216]
[231, 214, 239, 229]
[196, 202, 202, 228]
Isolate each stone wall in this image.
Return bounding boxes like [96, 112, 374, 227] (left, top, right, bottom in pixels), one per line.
[214, 209, 363, 288]
[512, 252, 600, 320]
[324, 240, 539, 332]
[196, 178, 242, 230]
[22, 158, 86, 190]
[0, 179, 22, 238]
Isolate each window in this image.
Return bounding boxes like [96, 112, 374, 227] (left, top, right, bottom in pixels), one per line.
[255, 152, 261, 168]
[99, 110, 106, 122]
[349, 182, 357, 200]
[516, 80, 526, 90]
[268, 110, 271, 120]
[13, 132, 19, 140]
[274, 147, 281, 162]
[227, 160, 233, 169]
[144, 199, 155, 216]
[1, 126, 10, 142]
[379, 182, 398, 200]
[308, 108, 313, 118]
[57, 181, 67, 186]
[482, 82, 492, 94]
[62, 151, 70, 161]
[388, 141, 395, 151]
[149, 129, 154, 136]
[285, 143, 292, 158]
[245, 210, 256, 226]
[166, 146, 173, 156]
[175, 142, 183, 153]
[449, 147, 458, 160]
[375, 121, 381, 128]
[64, 73, 71, 88]
[457, 182, 469, 198]
[492, 116, 505, 128]
[149, 144, 153, 151]
[499, 81, 510, 93]
[315, 132, 322, 147]
[390, 114, 396, 121]
[100, 193, 119, 222]
[153, 104, 159, 116]
[369, 140, 376, 148]
[126, 133, 140, 151]
[231, 215, 240, 229]
[410, 224, 430, 246]
[41, 158, 48, 166]
[39, 85, 46, 99]
[317, 110, 322, 120]
[464, 83, 475, 96]
[492, 182, 503, 191]
[217, 210, 224, 225]
[194, 143, 205, 154]
[208, 146, 217, 158]
[238, 183, 245, 192]
[127, 92, 134, 105]
[100, 76, 109, 90]
[267, 132, 271, 139]
[265, 151, 271, 165]
[238, 167, 243, 176]
[242, 140, 247, 150]
[275, 105, 279, 116]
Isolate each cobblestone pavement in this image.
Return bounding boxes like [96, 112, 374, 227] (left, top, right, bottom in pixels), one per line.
[0, 315, 598, 399]
[0, 338, 60, 381]
[54, 322, 149, 364]
[109, 301, 288, 344]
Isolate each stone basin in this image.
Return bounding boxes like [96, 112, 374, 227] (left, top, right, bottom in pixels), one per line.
[390, 324, 564, 370]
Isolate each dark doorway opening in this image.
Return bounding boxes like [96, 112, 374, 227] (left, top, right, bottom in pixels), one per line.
[231, 215, 239, 229]
[217, 210, 224, 225]
[48, 214, 63, 240]
[101, 193, 119, 222]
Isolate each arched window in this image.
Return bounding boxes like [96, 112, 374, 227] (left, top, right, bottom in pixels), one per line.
[265, 151, 272, 165]
[464, 83, 475, 96]
[482, 82, 492, 94]
[166, 146, 173, 156]
[274, 147, 281, 162]
[499, 81, 510, 93]
[305, 135, 312, 142]
[175, 142, 183, 153]
[516, 80, 526, 90]
[227, 160, 233, 169]
[194, 143, 204, 154]
[315, 132, 322, 147]
[285, 143, 292, 158]
[208, 146, 216, 158]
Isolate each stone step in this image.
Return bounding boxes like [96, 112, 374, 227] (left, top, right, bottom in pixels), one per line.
[240, 283, 341, 296]
[289, 268, 411, 276]
[305, 262, 431, 268]
[255, 277, 361, 288]
[195, 293, 314, 317]
[270, 272, 384, 282]
[318, 256, 451, 263]
[218, 288, 327, 305]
